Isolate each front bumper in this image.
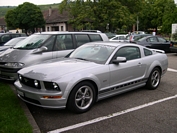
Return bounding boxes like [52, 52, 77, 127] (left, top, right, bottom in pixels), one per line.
[14, 80, 67, 109]
[0, 67, 19, 81]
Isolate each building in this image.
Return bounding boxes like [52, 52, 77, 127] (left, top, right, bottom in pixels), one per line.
[0, 7, 74, 33]
[42, 7, 74, 32]
[0, 18, 6, 33]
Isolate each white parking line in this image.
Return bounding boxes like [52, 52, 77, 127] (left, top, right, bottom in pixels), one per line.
[168, 68, 177, 72]
[48, 94, 177, 133]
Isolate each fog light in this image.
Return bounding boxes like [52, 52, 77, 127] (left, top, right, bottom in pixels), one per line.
[53, 82, 60, 90]
[34, 80, 39, 87]
[19, 75, 22, 81]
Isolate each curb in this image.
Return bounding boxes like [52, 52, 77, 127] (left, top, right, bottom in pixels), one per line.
[10, 84, 41, 133]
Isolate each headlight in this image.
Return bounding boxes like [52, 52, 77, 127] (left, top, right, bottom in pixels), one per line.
[44, 81, 61, 91]
[5, 62, 24, 68]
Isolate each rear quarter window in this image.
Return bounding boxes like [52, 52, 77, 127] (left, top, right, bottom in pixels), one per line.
[75, 34, 90, 47]
[144, 48, 152, 56]
[89, 34, 102, 41]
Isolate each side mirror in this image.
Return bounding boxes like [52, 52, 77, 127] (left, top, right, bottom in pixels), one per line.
[112, 57, 126, 64]
[32, 46, 48, 54]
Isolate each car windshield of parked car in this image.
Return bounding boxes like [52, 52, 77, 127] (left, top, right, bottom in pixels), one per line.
[14, 34, 51, 49]
[69, 44, 115, 64]
[4, 38, 25, 46]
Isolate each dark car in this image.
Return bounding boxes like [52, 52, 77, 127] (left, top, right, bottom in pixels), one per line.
[125, 34, 152, 42]
[0, 33, 26, 46]
[133, 35, 172, 53]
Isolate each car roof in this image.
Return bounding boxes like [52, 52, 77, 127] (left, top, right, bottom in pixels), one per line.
[34, 31, 105, 35]
[85, 41, 142, 48]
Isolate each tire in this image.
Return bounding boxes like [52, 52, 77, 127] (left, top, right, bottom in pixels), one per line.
[146, 67, 161, 90]
[67, 81, 96, 113]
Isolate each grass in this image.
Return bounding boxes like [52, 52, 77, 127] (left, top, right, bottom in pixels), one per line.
[0, 81, 33, 133]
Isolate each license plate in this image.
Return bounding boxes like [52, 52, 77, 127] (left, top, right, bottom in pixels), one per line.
[17, 90, 24, 97]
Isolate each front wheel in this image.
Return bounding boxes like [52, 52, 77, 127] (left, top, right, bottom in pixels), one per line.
[146, 67, 161, 90]
[67, 81, 96, 113]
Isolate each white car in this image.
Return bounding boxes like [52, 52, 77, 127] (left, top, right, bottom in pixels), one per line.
[109, 34, 127, 42]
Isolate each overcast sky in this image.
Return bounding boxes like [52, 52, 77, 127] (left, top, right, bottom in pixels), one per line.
[0, 0, 62, 6]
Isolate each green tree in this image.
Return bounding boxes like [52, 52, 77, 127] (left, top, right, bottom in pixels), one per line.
[161, 0, 177, 34]
[5, 2, 45, 34]
[59, 0, 133, 32]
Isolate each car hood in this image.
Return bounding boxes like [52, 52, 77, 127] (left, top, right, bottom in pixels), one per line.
[0, 48, 32, 62]
[18, 58, 100, 81]
[0, 46, 11, 51]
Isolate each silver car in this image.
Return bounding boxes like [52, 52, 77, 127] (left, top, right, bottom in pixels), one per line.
[14, 41, 168, 113]
[0, 32, 108, 81]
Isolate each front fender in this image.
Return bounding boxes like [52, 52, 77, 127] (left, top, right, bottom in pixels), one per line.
[56, 73, 101, 100]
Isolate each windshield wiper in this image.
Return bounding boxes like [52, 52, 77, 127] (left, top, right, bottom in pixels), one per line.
[75, 58, 89, 61]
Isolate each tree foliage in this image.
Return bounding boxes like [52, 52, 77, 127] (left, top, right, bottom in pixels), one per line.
[59, 0, 177, 34]
[5, 2, 45, 34]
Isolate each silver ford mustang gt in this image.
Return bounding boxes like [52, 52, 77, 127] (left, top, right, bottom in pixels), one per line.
[14, 41, 168, 113]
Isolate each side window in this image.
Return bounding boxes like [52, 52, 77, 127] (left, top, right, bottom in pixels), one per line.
[147, 37, 158, 42]
[89, 34, 103, 41]
[112, 37, 118, 40]
[54, 34, 73, 51]
[1, 35, 11, 43]
[11, 34, 20, 38]
[75, 34, 90, 47]
[115, 46, 141, 61]
[119, 36, 125, 40]
[158, 37, 166, 42]
[43, 35, 55, 52]
[144, 48, 152, 56]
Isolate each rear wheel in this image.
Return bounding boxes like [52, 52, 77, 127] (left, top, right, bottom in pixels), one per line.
[67, 81, 96, 113]
[146, 67, 161, 90]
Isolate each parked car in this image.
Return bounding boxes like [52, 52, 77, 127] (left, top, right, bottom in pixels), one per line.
[0, 31, 109, 81]
[104, 32, 117, 39]
[109, 34, 127, 42]
[14, 41, 168, 113]
[125, 34, 152, 42]
[0, 33, 26, 46]
[0, 37, 27, 54]
[133, 35, 172, 53]
[169, 41, 177, 53]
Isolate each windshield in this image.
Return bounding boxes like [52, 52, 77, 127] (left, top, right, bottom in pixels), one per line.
[69, 44, 115, 64]
[14, 34, 51, 49]
[4, 38, 25, 46]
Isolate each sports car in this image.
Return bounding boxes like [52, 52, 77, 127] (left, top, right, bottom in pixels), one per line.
[14, 41, 168, 113]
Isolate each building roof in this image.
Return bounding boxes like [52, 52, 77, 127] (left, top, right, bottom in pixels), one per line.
[42, 8, 70, 24]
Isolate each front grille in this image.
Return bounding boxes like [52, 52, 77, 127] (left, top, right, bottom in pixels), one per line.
[0, 67, 20, 73]
[19, 75, 41, 89]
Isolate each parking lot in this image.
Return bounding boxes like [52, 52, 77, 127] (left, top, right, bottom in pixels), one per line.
[24, 53, 177, 133]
